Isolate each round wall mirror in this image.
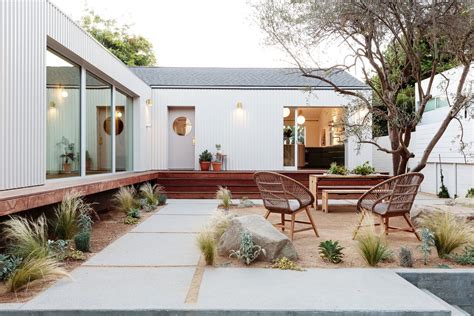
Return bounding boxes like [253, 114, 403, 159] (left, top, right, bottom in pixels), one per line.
[173, 117, 192, 136]
[103, 117, 124, 135]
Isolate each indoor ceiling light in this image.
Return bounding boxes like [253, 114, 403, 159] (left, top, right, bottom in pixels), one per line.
[283, 107, 290, 118]
[116, 111, 123, 118]
[61, 90, 68, 98]
[297, 115, 306, 124]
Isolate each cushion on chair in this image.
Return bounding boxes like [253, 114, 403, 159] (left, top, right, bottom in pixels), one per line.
[288, 199, 301, 211]
[359, 200, 389, 215]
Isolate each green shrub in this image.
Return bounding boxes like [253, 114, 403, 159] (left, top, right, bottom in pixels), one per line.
[113, 186, 138, 213]
[399, 247, 414, 268]
[47, 239, 69, 260]
[230, 231, 266, 265]
[352, 161, 376, 175]
[74, 231, 91, 252]
[199, 150, 213, 162]
[6, 256, 68, 292]
[419, 228, 435, 265]
[216, 186, 232, 209]
[127, 208, 141, 219]
[355, 212, 392, 267]
[438, 166, 450, 198]
[67, 249, 86, 261]
[269, 257, 304, 271]
[3, 216, 49, 259]
[0, 254, 22, 281]
[158, 193, 167, 206]
[318, 240, 344, 264]
[466, 188, 474, 198]
[50, 193, 93, 240]
[418, 211, 474, 257]
[123, 216, 139, 225]
[196, 230, 216, 265]
[449, 246, 474, 265]
[327, 162, 348, 175]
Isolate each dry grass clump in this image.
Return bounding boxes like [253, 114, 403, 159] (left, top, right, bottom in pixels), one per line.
[3, 216, 49, 259]
[50, 192, 93, 240]
[196, 230, 216, 265]
[418, 211, 474, 257]
[6, 256, 68, 292]
[355, 212, 392, 267]
[216, 186, 232, 210]
[113, 186, 137, 213]
[208, 210, 234, 241]
[140, 182, 158, 205]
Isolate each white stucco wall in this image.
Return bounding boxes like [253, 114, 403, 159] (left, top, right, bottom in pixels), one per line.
[151, 88, 372, 170]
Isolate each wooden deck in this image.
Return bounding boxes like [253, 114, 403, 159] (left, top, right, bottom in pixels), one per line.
[0, 170, 326, 216]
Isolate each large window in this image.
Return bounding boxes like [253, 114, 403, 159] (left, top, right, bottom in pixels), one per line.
[115, 90, 133, 171]
[86, 72, 112, 175]
[46, 50, 81, 179]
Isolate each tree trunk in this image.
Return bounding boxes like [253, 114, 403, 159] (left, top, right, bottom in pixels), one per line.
[388, 125, 400, 175]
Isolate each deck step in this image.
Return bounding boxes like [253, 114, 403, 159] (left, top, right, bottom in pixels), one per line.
[421, 289, 469, 316]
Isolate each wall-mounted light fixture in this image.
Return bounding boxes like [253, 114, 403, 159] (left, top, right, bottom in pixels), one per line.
[49, 101, 56, 108]
[146, 99, 153, 107]
[236, 102, 243, 110]
[61, 90, 68, 98]
[283, 107, 290, 118]
[116, 110, 123, 118]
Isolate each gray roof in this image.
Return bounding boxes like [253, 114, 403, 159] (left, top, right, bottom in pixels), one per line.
[129, 67, 368, 89]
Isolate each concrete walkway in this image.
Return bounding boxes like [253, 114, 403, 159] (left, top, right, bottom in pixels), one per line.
[0, 199, 459, 315]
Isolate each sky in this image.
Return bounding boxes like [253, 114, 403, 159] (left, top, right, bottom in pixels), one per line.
[52, 0, 354, 72]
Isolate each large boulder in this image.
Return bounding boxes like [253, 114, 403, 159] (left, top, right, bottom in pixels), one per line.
[217, 215, 298, 261]
[411, 203, 474, 222]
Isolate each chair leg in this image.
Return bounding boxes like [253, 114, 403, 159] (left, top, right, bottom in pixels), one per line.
[353, 211, 365, 240]
[264, 210, 270, 219]
[305, 207, 319, 237]
[403, 213, 421, 241]
[281, 213, 285, 232]
[290, 214, 296, 241]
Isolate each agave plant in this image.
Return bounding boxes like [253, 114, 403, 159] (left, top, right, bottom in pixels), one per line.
[3, 216, 49, 259]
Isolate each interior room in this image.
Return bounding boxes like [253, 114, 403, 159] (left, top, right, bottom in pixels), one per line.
[283, 107, 345, 169]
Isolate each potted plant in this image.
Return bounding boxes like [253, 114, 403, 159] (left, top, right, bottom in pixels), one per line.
[86, 150, 92, 171]
[58, 136, 76, 173]
[215, 144, 222, 154]
[212, 154, 222, 171]
[199, 150, 212, 171]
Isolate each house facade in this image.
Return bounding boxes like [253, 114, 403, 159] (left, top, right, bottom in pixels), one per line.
[0, 0, 371, 192]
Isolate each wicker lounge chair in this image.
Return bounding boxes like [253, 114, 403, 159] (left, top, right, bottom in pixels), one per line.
[254, 172, 319, 240]
[353, 172, 424, 240]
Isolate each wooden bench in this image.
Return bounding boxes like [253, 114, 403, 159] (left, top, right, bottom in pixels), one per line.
[321, 189, 368, 213]
[309, 174, 391, 209]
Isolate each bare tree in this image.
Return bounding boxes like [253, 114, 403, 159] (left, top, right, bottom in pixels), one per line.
[256, 0, 473, 175]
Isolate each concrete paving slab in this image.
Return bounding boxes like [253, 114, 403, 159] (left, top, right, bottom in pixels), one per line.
[196, 268, 449, 314]
[132, 215, 210, 233]
[0, 303, 24, 311]
[84, 233, 200, 266]
[22, 267, 194, 310]
[158, 203, 217, 215]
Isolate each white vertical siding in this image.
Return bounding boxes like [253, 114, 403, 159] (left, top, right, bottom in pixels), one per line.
[152, 88, 372, 170]
[0, 0, 152, 190]
[0, 0, 47, 190]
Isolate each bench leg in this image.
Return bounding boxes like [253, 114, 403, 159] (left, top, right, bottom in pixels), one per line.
[322, 192, 329, 213]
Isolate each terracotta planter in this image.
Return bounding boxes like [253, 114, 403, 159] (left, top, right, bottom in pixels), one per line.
[212, 162, 222, 171]
[63, 163, 72, 173]
[200, 161, 211, 171]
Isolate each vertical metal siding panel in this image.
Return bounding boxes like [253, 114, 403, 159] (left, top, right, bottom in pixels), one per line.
[0, 0, 46, 190]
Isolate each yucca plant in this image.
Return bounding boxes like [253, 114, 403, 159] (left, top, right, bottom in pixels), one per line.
[3, 216, 49, 259]
[355, 212, 392, 267]
[6, 256, 68, 292]
[113, 186, 137, 213]
[216, 186, 232, 210]
[139, 182, 159, 206]
[196, 230, 216, 265]
[50, 192, 93, 240]
[418, 211, 474, 257]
